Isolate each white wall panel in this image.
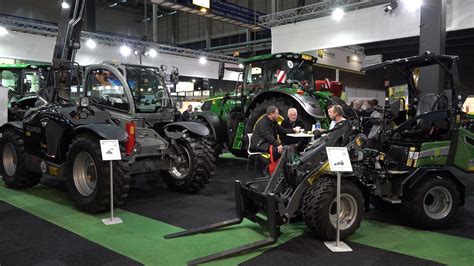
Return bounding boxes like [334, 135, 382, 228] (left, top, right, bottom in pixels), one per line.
[0, 31, 239, 81]
[272, 0, 474, 53]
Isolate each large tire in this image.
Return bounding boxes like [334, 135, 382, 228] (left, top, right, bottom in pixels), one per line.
[302, 177, 364, 240]
[163, 132, 213, 193]
[401, 177, 460, 229]
[194, 116, 222, 158]
[0, 129, 41, 188]
[65, 134, 131, 213]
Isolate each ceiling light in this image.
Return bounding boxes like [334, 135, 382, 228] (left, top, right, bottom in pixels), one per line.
[61, 1, 70, 9]
[148, 49, 157, 58]
[120, 45, 131, 56]
[402, 0, 422, 12]
[238, 63, 244, 69]
[0, 26, 9, 37]
[199, 56, 207, 64]
[332, 8, 344, 21]
[86, 39, 96, 49]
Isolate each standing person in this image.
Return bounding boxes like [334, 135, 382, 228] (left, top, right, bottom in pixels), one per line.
[181, 104, 193, 121]
[352, 100, 364, 116]
[281, 108, 307, 150]
[251, 106, 297, 160]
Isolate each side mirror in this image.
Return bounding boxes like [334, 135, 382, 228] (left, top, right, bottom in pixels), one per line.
[218, 62, 225, 80]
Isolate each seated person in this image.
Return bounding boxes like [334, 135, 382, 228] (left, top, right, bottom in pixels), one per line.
[281, 108, 307, 151]
[315, 105, 346, 137]
[251, 106, 298, 161]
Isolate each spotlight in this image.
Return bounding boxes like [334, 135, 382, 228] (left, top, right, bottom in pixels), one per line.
[86, 39, 96, 49]
[133, 50, 140, 56]
[61, 1, 70, 9]
[332, 8, 344, 21]
[0, 26, 9, 37]
[238, 63, 244, 69]
[199, 56, 207, 64]
[192, 79, 196, 83]
[402, 0, 422, 12]
[120, 45, 131, 56]
[200, 7, 207, 13]
[148, 49, 157, 58]
[384, 0, 398, 13]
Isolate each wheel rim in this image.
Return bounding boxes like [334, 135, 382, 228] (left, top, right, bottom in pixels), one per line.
[3, 143, 17, 176]
[423, 186, 453, 220]
[73, 151, 97, 197]
[169, 144, 191, 180]
[329, 193, 358, 230]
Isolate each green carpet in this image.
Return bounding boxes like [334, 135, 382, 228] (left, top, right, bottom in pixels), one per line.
[1, 183, 473, 265]
[0, 183, 304, 265]
[350, 220, 474, 265]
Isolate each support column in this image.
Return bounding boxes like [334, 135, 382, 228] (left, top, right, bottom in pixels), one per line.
[143, 0, 148, 41]
[206, 18, 212, 50]
[171, 14, 178, 44]
[85, 0, 96, 32]
[152, 3, 158, 42]
[418, 0, 447, 96]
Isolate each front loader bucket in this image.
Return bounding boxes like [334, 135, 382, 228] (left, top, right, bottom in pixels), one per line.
[164, 180, 282, 265]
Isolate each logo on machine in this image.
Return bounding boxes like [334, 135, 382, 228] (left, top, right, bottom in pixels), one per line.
[25, 125, 41, 134]
[40, 161, 47, 173]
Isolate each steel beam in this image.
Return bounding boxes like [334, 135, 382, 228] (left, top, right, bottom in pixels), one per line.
[418, 0, 447, 96]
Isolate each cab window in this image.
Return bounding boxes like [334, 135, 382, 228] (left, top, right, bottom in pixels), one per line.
[86, 69, 129, 111]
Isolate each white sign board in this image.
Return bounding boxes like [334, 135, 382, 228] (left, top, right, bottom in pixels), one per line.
[100, 140, 122, 161]
[193, 0, 210, 8]
[305, 48, 366, 72]
[326, 147, 353, 172]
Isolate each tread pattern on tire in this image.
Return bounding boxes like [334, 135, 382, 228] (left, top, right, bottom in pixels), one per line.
[0, 129, 41, 188]
[400, 177, 460, 229]
[66, 134, 131, 213]
[302, 177, 363, 241]
[164, 132, 214, 193]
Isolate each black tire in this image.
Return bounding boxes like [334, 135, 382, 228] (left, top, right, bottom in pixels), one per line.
[65, 134, 131, 213]
[302, 177, 364, 240]
[401, 177, 460, 229]
[193, 116, 222, 158]
[163, 132, 212, 193]
[0, 129, 41, 188]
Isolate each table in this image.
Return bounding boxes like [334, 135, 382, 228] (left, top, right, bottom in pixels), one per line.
[286, 133, 314, 138]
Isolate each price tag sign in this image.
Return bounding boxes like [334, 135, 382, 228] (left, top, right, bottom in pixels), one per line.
[100, 140, 121, 161]
[326, 147, 353, 172]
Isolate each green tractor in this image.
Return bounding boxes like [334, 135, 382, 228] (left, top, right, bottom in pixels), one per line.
[360, 53, 474, 228]
[0, 63, 50, 121]
[195, 53, 350, 158]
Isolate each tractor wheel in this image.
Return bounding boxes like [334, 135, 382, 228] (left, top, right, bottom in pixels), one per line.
[163, 132, 212, 193]
[65, 134, 131, 213]
[401, 177, 460, 229]
[193, 116, 222, 158]
[244, 97, 314, 147]
[302, 177, 364, 240]
[0, 129, 41, 188]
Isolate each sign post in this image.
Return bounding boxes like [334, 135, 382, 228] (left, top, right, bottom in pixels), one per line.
[324, 147, 353, 252]
[100, 139, 123, 226]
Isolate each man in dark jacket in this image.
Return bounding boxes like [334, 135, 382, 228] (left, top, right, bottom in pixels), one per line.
[181, 104, 193, 121]
[251, 106, 296, 160]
